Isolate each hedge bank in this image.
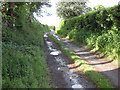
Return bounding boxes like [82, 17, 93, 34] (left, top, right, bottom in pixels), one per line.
[56, 5, 120, 65]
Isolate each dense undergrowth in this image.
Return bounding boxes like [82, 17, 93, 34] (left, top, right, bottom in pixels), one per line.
[2, 20, 51, 88]
[56, 5, 120, 66]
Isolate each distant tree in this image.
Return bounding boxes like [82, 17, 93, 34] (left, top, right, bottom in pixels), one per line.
[49, 26, 55, 30]
[93, 5, 105, 11]
[118, 1, 120, 5]
[56, 0, 88, 19]
[53, 26, 55, 30]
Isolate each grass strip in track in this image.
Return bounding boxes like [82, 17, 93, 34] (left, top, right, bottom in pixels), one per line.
[48, 33, 115, 88]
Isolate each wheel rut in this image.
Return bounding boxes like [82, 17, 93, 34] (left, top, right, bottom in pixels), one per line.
[43, 32, 96, 88]
[49, 32, 119, 88]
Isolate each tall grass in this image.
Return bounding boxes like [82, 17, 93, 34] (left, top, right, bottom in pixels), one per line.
[2, 20, 51, 88]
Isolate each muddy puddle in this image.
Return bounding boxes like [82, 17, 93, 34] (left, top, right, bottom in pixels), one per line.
[44, 33, 95, 88]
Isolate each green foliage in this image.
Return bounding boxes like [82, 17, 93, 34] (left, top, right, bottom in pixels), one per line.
[56, 1, 88, 19]
[56, 5, 120, 65]
[49, 25, 55, 31]
[2, 19, 51, 88]
[2, 1, 52, 88]
[93, 5, 105, 11]
[1, 2, 51, 27]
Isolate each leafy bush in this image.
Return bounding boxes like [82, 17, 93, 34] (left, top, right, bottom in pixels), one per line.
[56, 5, 120, 64]
[2, 19, 51, 88]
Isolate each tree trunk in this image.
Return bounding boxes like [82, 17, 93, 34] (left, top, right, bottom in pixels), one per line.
[10, 2, 14, 27]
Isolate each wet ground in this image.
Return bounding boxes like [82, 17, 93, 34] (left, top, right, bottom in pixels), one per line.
[48, 32, 119, 88]
[43, 33, 96, 88]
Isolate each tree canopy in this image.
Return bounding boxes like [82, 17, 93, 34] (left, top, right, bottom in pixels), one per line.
[93, 5, 105, 11]
[1, 2, 51, 27]
[56, 0, 88, 19]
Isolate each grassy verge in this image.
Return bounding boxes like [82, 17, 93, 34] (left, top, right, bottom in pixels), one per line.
[2, 21, 51, 88]
[48, 33, 115, 88]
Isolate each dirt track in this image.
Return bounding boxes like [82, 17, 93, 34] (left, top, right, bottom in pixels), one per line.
[60, 37, 119, 87]
[44, 33, 96, 88]
[49, 31, 119, 88]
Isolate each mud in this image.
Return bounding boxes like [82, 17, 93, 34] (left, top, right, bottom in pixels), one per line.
[51, 33, 119, 87]
[44, 33, 96, 88]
